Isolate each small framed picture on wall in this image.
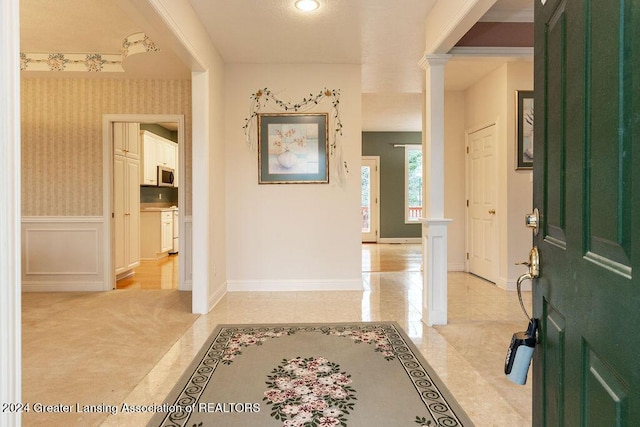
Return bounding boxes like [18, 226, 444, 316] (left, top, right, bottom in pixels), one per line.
[516, 90, 534, 170]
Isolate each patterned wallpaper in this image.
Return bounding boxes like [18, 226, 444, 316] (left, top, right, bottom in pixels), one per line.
[21, 78, 192, 216]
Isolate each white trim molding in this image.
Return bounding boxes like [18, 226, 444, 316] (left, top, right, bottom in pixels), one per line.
[102, 113, 187, 293]
[448, 263, 466, 272]
[1, 0, 22, 421]
[497, 276, 531, 292]
[227, 279, 364, 293]
[378, 238, 422, 244]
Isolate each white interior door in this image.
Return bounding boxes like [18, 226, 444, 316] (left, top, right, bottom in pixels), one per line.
[467, 124, 498, 282]
[361, 157, 379, 242]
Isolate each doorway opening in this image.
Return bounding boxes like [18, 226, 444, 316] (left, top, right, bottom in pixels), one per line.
[103, 114, 186, 292]
[361, 156, 380, 243]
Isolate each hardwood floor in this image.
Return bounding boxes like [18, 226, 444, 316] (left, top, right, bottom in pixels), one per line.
[116, 255, 179, 290]
[362, 242, 422, 272]
[118, 244, 417, 291]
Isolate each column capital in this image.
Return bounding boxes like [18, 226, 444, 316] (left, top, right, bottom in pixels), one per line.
[418, 53, 452, 70]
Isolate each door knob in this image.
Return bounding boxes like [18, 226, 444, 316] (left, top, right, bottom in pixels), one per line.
[489, 209, 496, 215]
[525, 208, 539, 235]
[515, 246, 539, 320]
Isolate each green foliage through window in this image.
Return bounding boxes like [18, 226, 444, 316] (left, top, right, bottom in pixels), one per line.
[406, 146, 422, 221]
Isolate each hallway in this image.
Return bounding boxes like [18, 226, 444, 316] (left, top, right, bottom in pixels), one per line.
[21, 244, 532, 426]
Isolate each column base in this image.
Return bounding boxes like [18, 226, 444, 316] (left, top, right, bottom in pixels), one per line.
[421, 218, 452, 326]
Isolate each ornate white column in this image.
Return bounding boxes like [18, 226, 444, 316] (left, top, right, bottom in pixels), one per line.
[419, 54, 452, 326]
[0, 0, 22, 424]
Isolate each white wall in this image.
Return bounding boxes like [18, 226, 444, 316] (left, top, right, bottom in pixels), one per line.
[506, 62, 534, 286]
[225, 64, 363, 291]
[464, 61, 534, 289]
[147, 0, 227, 312]
[444, 90, 467, 270]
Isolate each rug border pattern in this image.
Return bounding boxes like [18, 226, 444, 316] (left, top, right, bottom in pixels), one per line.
[153, 322, 472, 427]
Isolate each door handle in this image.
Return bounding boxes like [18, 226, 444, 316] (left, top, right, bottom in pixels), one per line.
[516, 247, 539, 320]
[489, 209, 496, 215]
[516, 246, 539, 279]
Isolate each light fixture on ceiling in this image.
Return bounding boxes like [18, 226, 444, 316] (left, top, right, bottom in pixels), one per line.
[295, 0, 320, 12]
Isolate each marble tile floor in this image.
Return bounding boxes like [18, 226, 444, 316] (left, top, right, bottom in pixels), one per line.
[21, 244, 532, 426]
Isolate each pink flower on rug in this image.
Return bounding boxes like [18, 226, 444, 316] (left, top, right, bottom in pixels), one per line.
[318, 416, 341, 426]
[325, 327, 397, 361]
[275, 376, 293, 390]
[264, 357, 356, 426]
[323, 407, 343, 417]
[281, 404, 300, 415]
[294, 411, 313, 424]
[265, 389, 287, 403]
[221, 329, 297, 364]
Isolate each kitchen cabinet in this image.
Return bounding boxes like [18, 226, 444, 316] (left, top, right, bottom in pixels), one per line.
[113, 122, 140, 159]
[140, 209, 174, 260]
[140, 130, 179, 187]
[114, 123, 141, 276]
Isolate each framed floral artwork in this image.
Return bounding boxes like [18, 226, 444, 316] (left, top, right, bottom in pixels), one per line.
[258, 113, 329, 184]
[516, 90, 534, 170]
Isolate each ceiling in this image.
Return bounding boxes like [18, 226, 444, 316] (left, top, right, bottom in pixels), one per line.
[20, 0, 533, 131]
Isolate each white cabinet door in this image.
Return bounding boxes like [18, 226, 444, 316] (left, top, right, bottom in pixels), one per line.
[114, 154, 140, 275]
[140, 130, 178, 187]
[161, 212, 173, 253]
[125, 158, 140, 270]
[114, 155, 126, 274]
[156, 139, 177, 168]
[125, 123, 140, 159]
[141, 210, 173, 259]
[113, 123, 140, 159]
[140, 131, 158, 186]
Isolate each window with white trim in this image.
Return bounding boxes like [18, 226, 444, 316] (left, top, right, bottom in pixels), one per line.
[405, 145, 422, 222]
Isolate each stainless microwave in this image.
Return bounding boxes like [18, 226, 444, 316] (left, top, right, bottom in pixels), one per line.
[157, 166, 175, 187]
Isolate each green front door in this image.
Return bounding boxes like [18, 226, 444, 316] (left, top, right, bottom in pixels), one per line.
[533, 0, 640, 425]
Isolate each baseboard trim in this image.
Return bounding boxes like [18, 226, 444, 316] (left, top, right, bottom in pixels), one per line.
[448, 263, 466, 272]
[497, 276, 531, 292]
[22, 281, 107, 292]
[208, 281, 227, 312]
[378, 238, 422, 244]
[115, 269, 135, 281]
[227, 279, 364, 292]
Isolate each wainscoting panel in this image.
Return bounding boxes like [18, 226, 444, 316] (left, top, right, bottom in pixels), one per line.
[22, 217, 106, 291]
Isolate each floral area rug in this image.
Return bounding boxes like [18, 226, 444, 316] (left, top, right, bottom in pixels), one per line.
[147, 322, 473, 427]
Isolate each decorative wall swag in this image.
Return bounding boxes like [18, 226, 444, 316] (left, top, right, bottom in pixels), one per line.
[20, 32, 159, 73]
[243, 88, 348, 184]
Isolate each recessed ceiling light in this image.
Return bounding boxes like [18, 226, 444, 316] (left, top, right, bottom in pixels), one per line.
[295, 0, 320, 12]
